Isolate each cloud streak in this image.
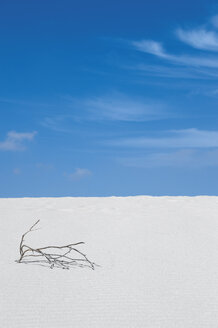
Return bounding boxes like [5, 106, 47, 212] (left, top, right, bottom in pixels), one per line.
[0, 131, 37, 151]
[119, 149, 218, 168]
[83, 94, 167, 121]
[66, 168, 92, 181]
[176, 28, 218, 52]
[41, 93, 169, 133]
[132, 63, 218, 80]
[108, 129, 218, 148]
[130, 14, 218, 72]
[132, 40, 218, 68]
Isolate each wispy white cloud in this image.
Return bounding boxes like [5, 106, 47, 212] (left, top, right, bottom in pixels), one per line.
[108, 128, 218, 148]
[119, 149, 218, 168]
[132, 40, 218, 68]
[131, 14, 218, 70]
[83, 94, 168, 121]
[132, 40, 167, 57]
[199, 87, 218, 97]
[176, 28, 218, 51]
[41, 93, 169, 133]
[132, 63, 218, 79]
[0, 131, 37, 151]
[41, 116, 72, 133]
[66, 168, 92, 181]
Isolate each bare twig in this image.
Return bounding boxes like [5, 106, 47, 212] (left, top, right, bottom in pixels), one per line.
[17, 220, 96, 270]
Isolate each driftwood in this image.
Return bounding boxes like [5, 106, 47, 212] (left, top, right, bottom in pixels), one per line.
[17, 220, 95, 270]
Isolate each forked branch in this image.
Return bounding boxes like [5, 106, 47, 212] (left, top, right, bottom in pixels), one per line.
[17, 220, 96, 270]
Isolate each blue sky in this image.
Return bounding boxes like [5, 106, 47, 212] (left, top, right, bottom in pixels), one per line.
[1, 0, 218, 197]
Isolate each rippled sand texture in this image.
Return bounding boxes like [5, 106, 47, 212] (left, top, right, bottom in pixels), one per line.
[1, 196, 218, 327]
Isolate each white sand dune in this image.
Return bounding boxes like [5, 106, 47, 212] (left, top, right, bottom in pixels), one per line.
[1, 196, 218, 327]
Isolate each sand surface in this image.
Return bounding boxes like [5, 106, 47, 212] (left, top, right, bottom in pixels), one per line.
[1, 196, 218, 327]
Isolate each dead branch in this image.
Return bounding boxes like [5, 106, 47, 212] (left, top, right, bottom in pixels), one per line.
[17, 220, 96, 270]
